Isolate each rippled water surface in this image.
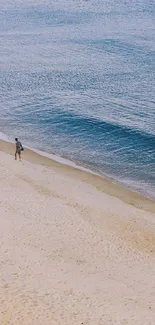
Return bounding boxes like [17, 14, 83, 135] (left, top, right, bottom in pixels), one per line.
[0, 0, 155, 198]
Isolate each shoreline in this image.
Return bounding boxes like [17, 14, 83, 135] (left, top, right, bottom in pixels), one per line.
[0, 138, 155, 324]
[0, 138, 155, 214]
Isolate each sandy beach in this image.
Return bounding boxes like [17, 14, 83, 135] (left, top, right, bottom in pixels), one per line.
[0, 140, 155, 324]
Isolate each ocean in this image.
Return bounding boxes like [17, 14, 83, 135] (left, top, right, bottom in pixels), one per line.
[0, 0, 155, 198]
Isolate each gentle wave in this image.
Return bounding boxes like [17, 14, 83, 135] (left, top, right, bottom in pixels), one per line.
[0, 0, 155, 200]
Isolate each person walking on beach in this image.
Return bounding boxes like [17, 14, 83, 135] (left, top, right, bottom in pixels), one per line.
[15, 138, 23, 161]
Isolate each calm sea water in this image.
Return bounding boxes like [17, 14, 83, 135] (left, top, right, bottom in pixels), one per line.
[0, 0, 155, 198]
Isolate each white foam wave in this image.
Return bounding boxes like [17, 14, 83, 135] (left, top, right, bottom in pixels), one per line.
[27, 146, 99, 176]
[0, 131, 9, 141]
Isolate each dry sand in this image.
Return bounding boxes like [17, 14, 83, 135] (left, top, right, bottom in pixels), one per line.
[0, 140, 155, 324]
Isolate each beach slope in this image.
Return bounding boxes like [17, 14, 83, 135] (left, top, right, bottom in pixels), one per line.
[0, 147, 155, 324]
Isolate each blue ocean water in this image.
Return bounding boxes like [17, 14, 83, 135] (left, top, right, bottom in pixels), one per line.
[0, 0, 155, 198]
